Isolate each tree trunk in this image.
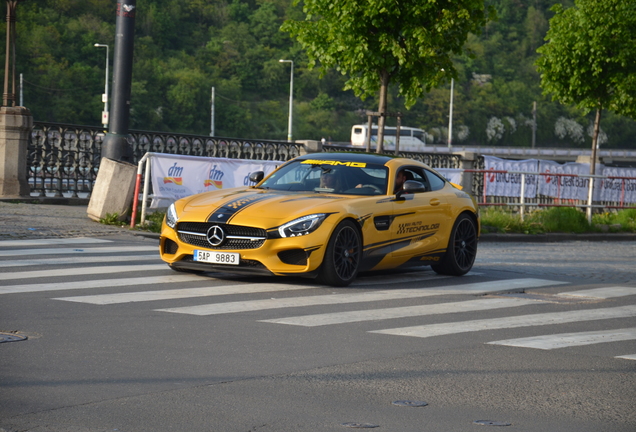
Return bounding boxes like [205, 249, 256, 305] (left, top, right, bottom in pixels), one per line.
[376, 70, 390, 154]
[586, 105, 602, 223]
[590, 106, 602, 176]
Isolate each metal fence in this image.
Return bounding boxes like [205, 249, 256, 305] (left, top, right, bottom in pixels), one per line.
[27, 122, 304, 198]
[468, 156, 636, 212]
[27, 123, 463, 198]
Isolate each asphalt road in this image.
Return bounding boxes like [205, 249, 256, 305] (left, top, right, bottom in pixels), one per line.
[0, 234, 635, 432]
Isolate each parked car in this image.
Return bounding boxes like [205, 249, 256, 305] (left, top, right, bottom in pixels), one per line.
[159, 152, 479, 286]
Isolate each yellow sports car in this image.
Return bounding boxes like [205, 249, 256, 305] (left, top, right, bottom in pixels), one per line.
[160, 153, 479, 286]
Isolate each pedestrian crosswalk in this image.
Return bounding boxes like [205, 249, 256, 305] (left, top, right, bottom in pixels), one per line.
[1, 237, 635, 360]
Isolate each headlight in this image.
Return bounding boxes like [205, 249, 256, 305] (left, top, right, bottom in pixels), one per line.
[166, 203, 178, 229]
[278, 214, 327, 238]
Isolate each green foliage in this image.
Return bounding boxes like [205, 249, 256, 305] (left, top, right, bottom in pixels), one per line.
[283, 0, 495, 110]
[5, 0, 636, 147]
[99, 212, 125, 226]
[536, 0, 636, 118]
[132, 211, 165, 233]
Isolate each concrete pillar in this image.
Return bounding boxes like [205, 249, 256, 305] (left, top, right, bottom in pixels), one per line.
[0, 106, 32, 197]
[296, 140, 322, 155]
[456, 151, 476, 193]
[87, 157, 137, 221]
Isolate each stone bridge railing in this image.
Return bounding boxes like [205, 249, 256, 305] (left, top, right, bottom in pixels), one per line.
[25, 122, 467, 198]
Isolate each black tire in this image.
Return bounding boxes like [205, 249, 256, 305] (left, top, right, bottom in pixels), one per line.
[431, 213, 478, 276]
[318, 220, 362, 287]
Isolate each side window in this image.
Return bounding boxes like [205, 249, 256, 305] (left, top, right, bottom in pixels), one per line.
[425, 170, 446, 191]
[402, 167, 430, 192]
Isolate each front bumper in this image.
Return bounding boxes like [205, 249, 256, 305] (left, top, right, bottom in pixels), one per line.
[159, 221, 332, 277]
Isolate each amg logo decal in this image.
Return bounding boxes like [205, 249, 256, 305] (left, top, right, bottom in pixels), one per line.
[301, 159, 367, 168]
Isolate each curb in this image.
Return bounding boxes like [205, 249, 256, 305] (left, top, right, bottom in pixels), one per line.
[480, 232, 636, 242]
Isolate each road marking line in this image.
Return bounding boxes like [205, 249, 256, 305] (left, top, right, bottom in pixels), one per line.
[0, 264, 168, 281]
[156, 278, 567, 316]
[55, 283, 318, 305]
[260, 297, 540, 327]
[0, 254, 160, 268]
[488, 327, 636, 349]
[0, 245, 157, 257]
[615, 354, 636, 360]
[370, 305, 636, 338]
[557, 287, 636, 299]
[0, 274, 204, 295]
[0, 238, 112, 247]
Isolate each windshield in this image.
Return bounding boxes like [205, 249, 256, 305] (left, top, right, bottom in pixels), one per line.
[259, 159, 388, 195]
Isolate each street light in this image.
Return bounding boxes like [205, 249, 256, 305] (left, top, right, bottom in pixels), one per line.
[94, 43, 109, 128]
[448, 77, 454, 150]
[279, 59, 293, 142]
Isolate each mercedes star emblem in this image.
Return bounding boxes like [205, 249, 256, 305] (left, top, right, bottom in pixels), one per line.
[207, 225, 226, 247]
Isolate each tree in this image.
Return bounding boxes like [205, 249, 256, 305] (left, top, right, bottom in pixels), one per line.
[536, 0, 636, 176]
[282, 0, 494, 152]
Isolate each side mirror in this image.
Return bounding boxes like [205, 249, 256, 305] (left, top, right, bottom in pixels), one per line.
[249, 171, 264, 184]
[396, 180, 427, 200]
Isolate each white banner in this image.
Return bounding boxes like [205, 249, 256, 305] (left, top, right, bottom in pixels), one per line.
[483, 156, 539, 198]
[538, 160, 604, 201]
[149, 153, 281, 208]
[600, 166, 636, 204]
[437, 168, 463, 186]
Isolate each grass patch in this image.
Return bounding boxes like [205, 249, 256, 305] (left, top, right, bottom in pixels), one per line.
[481, 207, 636, 234]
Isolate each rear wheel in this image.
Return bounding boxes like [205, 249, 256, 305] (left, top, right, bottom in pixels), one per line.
[432, 213, 477, 276]
[318, 220, 361, 287]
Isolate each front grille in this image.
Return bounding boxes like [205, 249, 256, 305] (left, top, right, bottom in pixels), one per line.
[176, 222, 266, 250]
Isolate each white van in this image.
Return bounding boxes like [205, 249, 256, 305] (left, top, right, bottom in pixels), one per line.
[351, 124, 426, 152]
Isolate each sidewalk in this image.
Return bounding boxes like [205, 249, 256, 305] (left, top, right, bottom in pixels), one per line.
[0, 201, 139, 240]
[1, 201, 635, 242]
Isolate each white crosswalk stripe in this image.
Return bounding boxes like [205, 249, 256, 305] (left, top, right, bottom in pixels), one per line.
[487, 327, 636, 350]
[260, 286, 636, 327]
[54, 283, 318, 305]
[0, 245, 157, 257]
[0, 254, 160, 269]
[155, 279, 567, 316]
[369, 305, 636, 338]
[0, 264, 168, 281]
[0, 274, 202, 295]
[0, 237, 113, 247]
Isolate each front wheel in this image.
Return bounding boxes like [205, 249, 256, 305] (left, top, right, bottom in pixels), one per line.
[318, 220, 361, 287]
[432, 213, 478, 276]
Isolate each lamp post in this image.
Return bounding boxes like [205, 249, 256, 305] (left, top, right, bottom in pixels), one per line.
[94, 43, 109, 128]
[448, 77, 454, 150]
[279, 59, 293, 142]
[3, 0, 27, 107]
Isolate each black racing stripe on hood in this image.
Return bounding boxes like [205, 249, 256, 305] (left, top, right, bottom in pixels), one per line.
[207, 193, 281, 223]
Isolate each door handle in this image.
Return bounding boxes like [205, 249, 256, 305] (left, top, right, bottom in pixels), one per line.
[430, 198, 441, 206]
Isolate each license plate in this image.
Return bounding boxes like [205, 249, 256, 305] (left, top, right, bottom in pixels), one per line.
[193, 250, 240, 265]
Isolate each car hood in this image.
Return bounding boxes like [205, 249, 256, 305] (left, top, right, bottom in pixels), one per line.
[180, 188, 354, 228]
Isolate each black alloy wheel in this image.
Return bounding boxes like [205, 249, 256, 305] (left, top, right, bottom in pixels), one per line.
[319, 220, 361, 287]
[432, 213, 478, 276]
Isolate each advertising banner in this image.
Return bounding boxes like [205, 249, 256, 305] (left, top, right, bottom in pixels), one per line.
[600, 167, 636, 204]
[537, 160, 604, 201]
[150, 153, 281, 208]
[436, 168, 463, 186]
[483, 156, 539, 198]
